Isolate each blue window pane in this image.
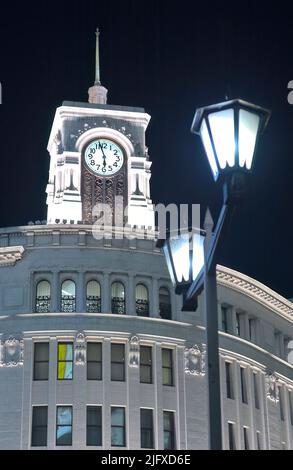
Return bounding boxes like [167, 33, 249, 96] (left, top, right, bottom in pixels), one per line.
[111, 427, 125, 446]
[56, 425, 72, 446]
[111, 408, 124, 426]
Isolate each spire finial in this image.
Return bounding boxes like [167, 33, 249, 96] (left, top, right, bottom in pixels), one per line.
[88, 28, 108, 105]
[95, 27, 101, 85]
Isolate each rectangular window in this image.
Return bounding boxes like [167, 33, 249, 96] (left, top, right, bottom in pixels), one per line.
[253, 372, 260, 409]
[162, 348, 173, 386]
[56, 406, 72, 446]
[243, 427, 249, 450]
[111, 344, 125, 381]
[31, 406, 48, 447]
[279, 387, 284, 421]
[140, 409, 154, 449]
[163, 411, 175, 450]
[57, 343, 73, 380]
[256, 431, 261, 450]
[111, 407, 125, 447]
[236, 312, 241, 336]
[274, 331, 281, 356]
[87, 343, 102, 380]
[86, 406, 102, 446]
[140, 346, 152, 384]
[34, 342, 49, 381]
[221, 306, 228, 333]
[228, 422, 236, 450]
[240, 367, 248, 404]
[248, 318, 256, 342]
[225, 362, 234, 399]
[289, 391, 293, 426]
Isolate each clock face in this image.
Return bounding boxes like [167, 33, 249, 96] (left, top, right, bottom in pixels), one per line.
[84, 138, 124, 176]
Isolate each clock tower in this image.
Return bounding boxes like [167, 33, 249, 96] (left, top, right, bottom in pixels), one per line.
[46, 29, 154, 229]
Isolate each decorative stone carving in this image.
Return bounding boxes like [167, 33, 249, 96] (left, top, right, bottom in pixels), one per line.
[184, 344, 206, 376]
[0, 246, 25, 267]
[74, 333, 86, 365]
[265, 372, 280, 402]
[129, 336, 140, 367]
[53, 129, 63, 154]
[0, 336, 24, 367]
[82, 166, 127, 225]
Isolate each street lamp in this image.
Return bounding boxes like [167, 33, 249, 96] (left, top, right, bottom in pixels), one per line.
[158, 98, 270, 450]
[159, 228, 205, 310]
[191, 99, 270, 181]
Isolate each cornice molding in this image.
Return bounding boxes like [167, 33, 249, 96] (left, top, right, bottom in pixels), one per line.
[217, 265, 293, 321]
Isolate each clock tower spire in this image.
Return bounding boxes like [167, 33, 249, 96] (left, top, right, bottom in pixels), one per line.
[88, 28, 108, 105]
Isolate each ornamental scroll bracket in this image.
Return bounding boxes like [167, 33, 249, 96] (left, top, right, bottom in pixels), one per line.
[74, 332, 86, 365]
[0, 336, 24, 367]
[184, 344, 206, 376]
[129, 336, 140, 368]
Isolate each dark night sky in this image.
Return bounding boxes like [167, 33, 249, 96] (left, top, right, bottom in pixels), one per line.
[0, 1, 293, 298]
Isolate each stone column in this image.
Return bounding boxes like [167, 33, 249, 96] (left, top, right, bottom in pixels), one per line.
[76, 271, 84, 313]
[102, 272, 110, 313]
[127, 273, 136, 316]
[52, 271, 59, 312]
[151, 277, 159, 318]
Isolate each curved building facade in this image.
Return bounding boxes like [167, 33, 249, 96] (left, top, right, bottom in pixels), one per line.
[0, 224, 292, 450]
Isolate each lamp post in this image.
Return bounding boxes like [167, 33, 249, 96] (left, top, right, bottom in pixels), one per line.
[158, 99, 270, 450]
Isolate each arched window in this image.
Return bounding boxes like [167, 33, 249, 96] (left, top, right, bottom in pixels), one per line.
[35, 280, 51, 313]
[159, 287, 172, 320]
[135, 284, 149, 317]
[61, 280, 76, 313]
[86, 280, 101, 313]
[111, 282, 125, 314]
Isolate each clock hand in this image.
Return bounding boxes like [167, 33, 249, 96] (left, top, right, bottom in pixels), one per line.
[103, 155, 106, 167]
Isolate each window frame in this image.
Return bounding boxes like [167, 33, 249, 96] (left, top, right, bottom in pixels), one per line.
[135, 283, 150, 317]
[86, 406, 102, 447]
[111, 406, 126, 447]
[253, 372, 260, 409]
[86, 280, 101, 313]
[56, 405, 73, 447]
[240, 366, 248, 404]
[35, 280, 51, 313]
[159, 286, 172, 320]
[228, 422, 236, 450]
[111, 281, 126, 315]
[140, 408, 154, 449]
[140, 345, 152, 384]
[111, 343, 125, 382]
[57, 342, 74, 381]
[243, 426, 249, 450]
[33, 342, 49, 381]
[163, 410, 176, 450]
[60, 279, 76, 313]
[225, 362, 234, 399]
[87, 342, 103, 381]
[31, 406, 48, 447]
[162, 348, 174, 387]
[221, 305, 228, 333]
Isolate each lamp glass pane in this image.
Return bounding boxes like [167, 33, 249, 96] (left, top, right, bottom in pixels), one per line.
[162, 244, 176, 285]
[238, 109, 260, 170]
[192, 233, 205, 281]
[208, 109, 235, 169]
[200, 119, 219, 180]
[169, 234, 190, 283]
